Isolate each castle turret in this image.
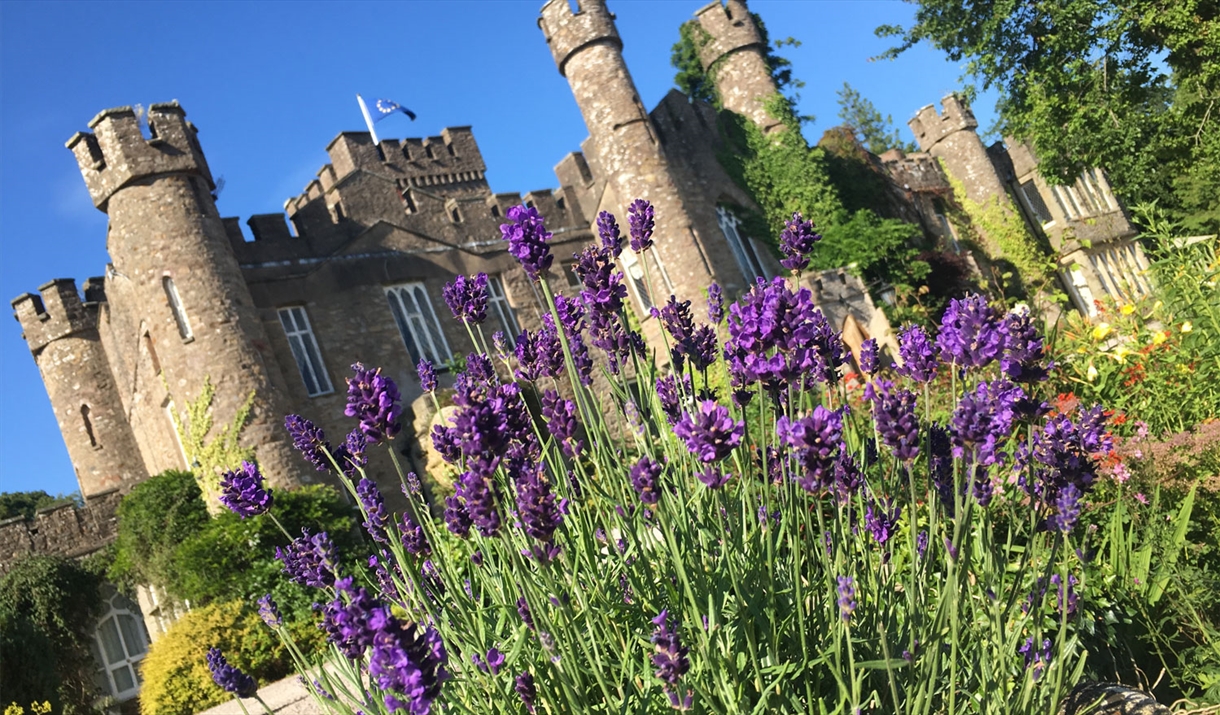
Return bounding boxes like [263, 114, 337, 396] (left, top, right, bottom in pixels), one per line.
[694, 0, 781, 132]
[64, 103, 305, 490]
[539, 0, 719, 304]
[908, 95, 1026, 260]
[12, 279, 148, 498]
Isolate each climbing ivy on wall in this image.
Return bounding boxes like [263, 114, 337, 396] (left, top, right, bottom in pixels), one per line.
[940, 162, 1059, 301]
[169, 376, 256, 499]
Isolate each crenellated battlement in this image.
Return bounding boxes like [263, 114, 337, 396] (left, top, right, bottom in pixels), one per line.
[538, 0, 621, 78]
[11, 278, 99, 353]
[881, 152, 951, 194]
[65, 102, 214, 212]
[693, 0, 763, 70]
[909, 95, 978, 151]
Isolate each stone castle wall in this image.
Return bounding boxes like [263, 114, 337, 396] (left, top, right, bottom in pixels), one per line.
[0, 490, 123, 575]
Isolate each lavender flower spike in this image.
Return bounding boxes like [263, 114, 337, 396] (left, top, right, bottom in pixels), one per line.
[417, 358, 438, 393]
[707, 282, 724, 324]
[442, 272, 489, 325]
[859, 337, 879, 375]
[895, 324, 938, 383]
[257, 594, 282, 628]
[346, 363, 402, 443]
[778, 211, 821, 273]
[673, 400, 744, 463]
[836, 576, 858, 622]
[515, 672, 537, 714]
[501, 204, 553, 280]
[218, 461, 273, 518]
[651, 609, 691, 707]
[627, 198, 655, 252]
[285, 415, 332, 472]
[206, 647, 257, 698]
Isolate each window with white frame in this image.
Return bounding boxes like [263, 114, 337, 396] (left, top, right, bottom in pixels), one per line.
[89, 588, 150, 701]
[620, 249, 654, 312]
[1088, 241, 1153, 304]
[386, 283, 452, 365]
[278, 306, 333, 396]
[162, 276, 192, 340]
[1060, 265, 1097, 317]
[716, 206, 767, 282]
[486, 274, 520, 346]
[1019, 180, 1053, 225]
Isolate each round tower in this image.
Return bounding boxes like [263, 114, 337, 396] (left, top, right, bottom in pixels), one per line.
[538, 0, 716, 303]
[11, 279, 148, 498]
[65, 103, 305, 490]
[694, 0, 781, 132]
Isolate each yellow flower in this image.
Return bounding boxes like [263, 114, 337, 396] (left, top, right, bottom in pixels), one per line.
[1151, 331, 1168, 346]
[1181, 321, 1193, 333]
[1086, 363, 1098, 382]
[1092, 323, 1113, 341]
[1112, 346, 1133, 363]
[1120, 304, 1135, 316]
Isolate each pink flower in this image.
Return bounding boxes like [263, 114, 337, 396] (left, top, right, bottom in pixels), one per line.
[1134, 492, 1148, 505]
[1111, 462, 1131, 484]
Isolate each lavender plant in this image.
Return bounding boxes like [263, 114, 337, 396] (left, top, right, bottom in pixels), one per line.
[218, 204, 1119, 715]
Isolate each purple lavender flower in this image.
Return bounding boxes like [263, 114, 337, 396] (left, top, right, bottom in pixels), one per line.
[724, 276, 829, 394]
[778, 211, 821, 272]
[369, 553, 405, 608]
[627, 199, 655, 253]
[501, 205, 553, 280]
[833, 450, 864, 500]
[895, 325, 938, 383]
[275, 529, 338, 588]
[864, 378, 921, 461]
[319, 577, 381, 659]
[285, 415, 332, 472]
[417, 358, 438, 392]
[400, 512, 431, 556]
[597, 210, 623, 257]
[707, 282, 724, 324]
[696, 465, 732, 489]
[459, 471, 501, 537]
[776, 406, 843, 493]
[860, 338, 879, 375]
[541, 390, 584, 459]
[553, 293, 586, 336]
[516, 597, 535, 630]
[516, 464, 563, 543]
[836, 576, 858, 622]
[865, 499, 902, 546]
[340, 429, 368, 477]
[481, 647, 505, 675]
[1048, 482, 1082, 532]
[937, 294, 1005, 369]
[206, 647, 257, 698]
[443, 272, 489, 325]
[431, 425, 462, 465]
[673, 400, 744, 463]
[656, 374, 692, 425]
[631, 456, 664, 505]
[689, 326, 719, 372]
[257, 594, 281, 628]
[218, 461, 273, 518]
[346, 363, 402, 443]
[651, 610, 690, 699]
[514, 316, 565, 382]
[573, 245, 627, 314]
[916, 530, 929, 558]
[515, 672, 537, 713]
[357, 478, 390, 544]
[1018, 637, 1052, 681]
[367, 615, 449, 715]
[928, 423, 955, 511]
[1000, 310, 1051, 382]
[950, 379, 1023, 466]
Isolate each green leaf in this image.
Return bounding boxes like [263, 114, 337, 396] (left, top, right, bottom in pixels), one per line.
[1147, 481, 1198, 605]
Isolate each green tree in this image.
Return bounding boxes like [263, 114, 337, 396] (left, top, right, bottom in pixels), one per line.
[0, 555, 106, 714]
[107, 470, 210, 593]
[835, 82, 917, 155]
[0, 491, 79, 521]
[877, 0, 1220, 234]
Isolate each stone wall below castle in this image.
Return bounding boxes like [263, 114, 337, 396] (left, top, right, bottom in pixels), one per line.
[0, 489, 122, 574]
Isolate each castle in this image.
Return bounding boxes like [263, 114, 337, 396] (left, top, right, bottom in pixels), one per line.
[6, 0, 1152, 701]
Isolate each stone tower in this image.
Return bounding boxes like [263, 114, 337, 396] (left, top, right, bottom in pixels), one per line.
[63, 103, 304, 490]
[11, 279, 148, 498]
[538, 0, 719, 303]
[908, 95, 1019, 256]
[694, 0, 781, 132]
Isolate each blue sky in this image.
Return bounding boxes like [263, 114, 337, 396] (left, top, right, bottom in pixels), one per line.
[0, 0, 996, 498]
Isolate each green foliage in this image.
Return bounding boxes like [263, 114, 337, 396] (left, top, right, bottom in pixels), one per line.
[0, 555, 106, 715]
[0, 490, 80, 521]
[171, 376, 256, 498]
[671, 13, 806, 114]
[835, 82, 917, 155]
[108, 470, 210, 593]
[877, 0, 1220, 234]
[137, 600, 289, 715]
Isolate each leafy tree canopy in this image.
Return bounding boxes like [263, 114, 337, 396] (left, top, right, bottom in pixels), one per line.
[0, 491, 80, 521]
[877, 0, 1220, 234]
[835, 82, 918, 155]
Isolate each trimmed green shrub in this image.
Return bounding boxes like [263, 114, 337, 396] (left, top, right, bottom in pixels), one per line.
[137, 600, 285, 715]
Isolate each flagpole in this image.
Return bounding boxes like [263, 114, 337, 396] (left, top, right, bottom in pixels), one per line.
[357, 94, 380, 145]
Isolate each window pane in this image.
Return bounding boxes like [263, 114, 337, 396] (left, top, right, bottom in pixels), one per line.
[112, 664, 135, 693]
[118, 614, 147, 657]
[98, 617, 124, 663]
[287, 335, 319, 396]
[301, 337, 332, 394]
[387, 291, 422, 364]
